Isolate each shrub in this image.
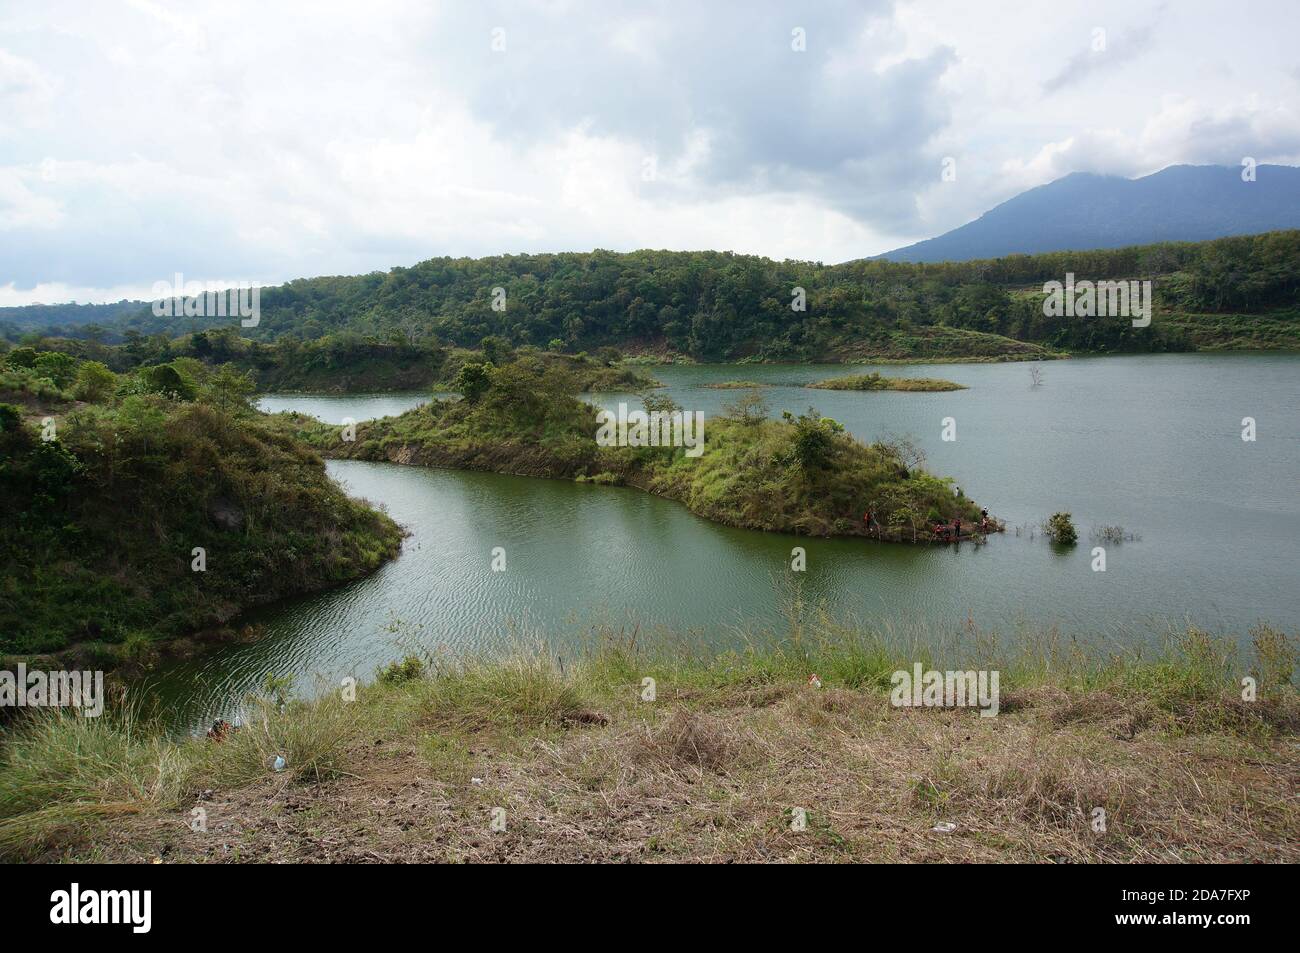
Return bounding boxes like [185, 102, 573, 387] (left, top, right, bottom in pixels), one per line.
[1044, 512, 1078, 545]
[73, 361, 117, 403]
[779, 408, 843, 472]
[32, 351, 78, 388]
[0, 403, 21, 432]
[480, 335, 514, 366]
[3, 347, 37, 368]
[138, 363, 197, 400]
[723, 389, 769, 425]
[453, 362, 492, 402]
[379, 655, 426, 684]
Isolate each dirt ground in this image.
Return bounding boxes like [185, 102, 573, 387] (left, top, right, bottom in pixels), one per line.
[45, 684, 1300, 864]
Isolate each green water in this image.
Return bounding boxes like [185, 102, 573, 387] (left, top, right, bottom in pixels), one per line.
[151, 354, 1300, 729]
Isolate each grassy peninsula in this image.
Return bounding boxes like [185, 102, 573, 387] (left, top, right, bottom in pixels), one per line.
[0, 356, 403, 660]
[279, 355, 984, 539]
[2, 620, 1294, 863]
[808, 372, 966, 392]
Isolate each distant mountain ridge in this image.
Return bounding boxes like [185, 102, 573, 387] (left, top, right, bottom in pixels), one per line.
[880, 164, 1300, 263]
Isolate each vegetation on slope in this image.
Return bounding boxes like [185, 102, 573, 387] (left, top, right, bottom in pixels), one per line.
[0, 333, 655, 396]
[1, 619, 1294, 862]
[0, 354, 403, 659]
[5, 231, 1297, 360]
[278, 356, 983, 539]
[832, 324, 1065, 363]
[1160, 307, 1300, 351]
[807, 373, 965, 392]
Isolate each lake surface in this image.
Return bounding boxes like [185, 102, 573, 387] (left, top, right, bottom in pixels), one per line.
[153, 355, 1300, 729]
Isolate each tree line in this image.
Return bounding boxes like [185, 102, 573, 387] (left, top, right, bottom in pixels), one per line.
[4, 230, 1296, 361]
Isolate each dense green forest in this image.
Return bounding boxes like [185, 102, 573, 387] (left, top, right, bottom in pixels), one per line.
[4, 230, 1297, 362]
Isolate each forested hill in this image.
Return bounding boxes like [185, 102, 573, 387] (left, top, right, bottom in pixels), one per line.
[4, 230, 1298, 361]
[0, 299, 149, 333]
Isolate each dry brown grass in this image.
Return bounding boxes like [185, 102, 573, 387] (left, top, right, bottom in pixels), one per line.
[27, 675, 1297, 864]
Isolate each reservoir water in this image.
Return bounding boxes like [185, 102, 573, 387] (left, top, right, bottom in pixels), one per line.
[152, 354, 1300, 728]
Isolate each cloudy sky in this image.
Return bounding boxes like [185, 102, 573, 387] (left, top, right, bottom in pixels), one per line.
[2, 0, 1298, 305]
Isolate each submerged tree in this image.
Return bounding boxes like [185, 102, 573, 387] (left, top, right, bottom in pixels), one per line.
[1044, 512, 1078, 545]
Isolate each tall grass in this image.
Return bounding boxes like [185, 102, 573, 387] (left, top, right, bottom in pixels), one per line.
[0, 618, 1293, 859]
[198, 693, 367, 788]
[388, 649, 588, 733]
[0, 704, 193, 856]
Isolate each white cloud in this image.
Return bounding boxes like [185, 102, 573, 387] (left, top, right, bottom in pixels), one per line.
[0, 48, 56, 136]
[0, 0, 1297, 304]
[0, 165, 64, 230]
[1001, 98, 1300, 189]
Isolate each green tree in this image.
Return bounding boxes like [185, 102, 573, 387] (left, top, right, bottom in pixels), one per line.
[73, 361, 117, 403]
[206, 363, 257, 414]
[453, 362, 493, 403]
[139, 363, 197, 400]
[33, 351, 78, 388]
[4, 346, 37, 368]
[480, 335, 513, 366]
[780, 408, 843, 471]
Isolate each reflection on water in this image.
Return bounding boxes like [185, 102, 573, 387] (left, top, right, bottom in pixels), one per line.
[152, 355, 1300, 729]
[256, 391, 432, 423]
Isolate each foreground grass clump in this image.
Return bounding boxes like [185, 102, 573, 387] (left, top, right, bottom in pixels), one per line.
[807, 372, 966, 392]
[0, 705, 191, 857]
[1, 621, 1294, 863]
[0, 357, 403, 657]
[284, 355, 984, 540]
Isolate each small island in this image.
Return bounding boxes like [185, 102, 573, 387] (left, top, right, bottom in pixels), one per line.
[808, 372, 966, 392]
[286, 355, 989, 544]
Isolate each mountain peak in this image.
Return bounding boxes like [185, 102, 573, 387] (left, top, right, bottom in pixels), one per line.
[879, 164, 1300, 262]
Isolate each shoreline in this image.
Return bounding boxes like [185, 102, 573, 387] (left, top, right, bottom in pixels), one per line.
[307, 409, 996, 546]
